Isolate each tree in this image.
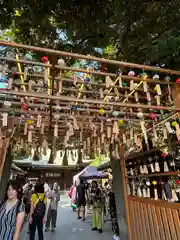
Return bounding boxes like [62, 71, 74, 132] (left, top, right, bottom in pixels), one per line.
[1, 0, 180, 67]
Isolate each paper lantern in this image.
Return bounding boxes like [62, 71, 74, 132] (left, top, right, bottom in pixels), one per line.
[21, 102, 29, 110]
[41, 56, 48, 63]
[27, 119, 33, 125]
[24, 53, 33, 61]
[128, 71, 135, 76]
[148, 113, 156, 120]
[84, 77, 90, 84]
[57, 58, 65, 67]
[118, 120, 124, 126]
[122, 81, 127, 87]
[137, 112, 143, 118]
[176, 78, 180, 84]
[171, 121, 178, 127]
[176, 180, 180, 185]
[146, 181, 151, 186]
[142, 73, 148, 81]
[112, 111, 119, 117]
[4, 101, 12, 107]
[153, 74, 160, 80]
[161, 153, 167, 159]
[99, 108, 105, 115]
[152, 181, 157, 185]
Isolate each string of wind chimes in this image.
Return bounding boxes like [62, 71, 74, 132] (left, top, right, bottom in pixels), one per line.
[125, 112, 180, 203]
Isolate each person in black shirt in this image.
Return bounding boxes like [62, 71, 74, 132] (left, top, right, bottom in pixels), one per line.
[76, 180, 87, 220]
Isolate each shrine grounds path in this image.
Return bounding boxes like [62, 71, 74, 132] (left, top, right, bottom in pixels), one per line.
[21, 192, 112, 240]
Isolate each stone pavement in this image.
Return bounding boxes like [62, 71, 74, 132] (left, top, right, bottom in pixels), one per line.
[21, 193, 113, 240]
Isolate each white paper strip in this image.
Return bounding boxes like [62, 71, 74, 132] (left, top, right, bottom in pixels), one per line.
[143, 81, 148, 92]
[2, 113, 8, 126]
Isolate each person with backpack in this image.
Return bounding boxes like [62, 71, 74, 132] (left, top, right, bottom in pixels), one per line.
[29, 182, 47, 240]
[0, 180, 25, 240]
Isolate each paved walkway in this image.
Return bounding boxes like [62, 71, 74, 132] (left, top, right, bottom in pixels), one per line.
[21, 194, 113, 240]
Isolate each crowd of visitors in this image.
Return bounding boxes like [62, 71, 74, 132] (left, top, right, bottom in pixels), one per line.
[68, 179, 119, 237]
[0, 177, 118, 239]
[0, 179, 60, 240]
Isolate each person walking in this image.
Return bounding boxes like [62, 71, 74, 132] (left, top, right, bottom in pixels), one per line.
[0, 180, 25, 240]
[91, 180, 103, 233]
[45, 182, 60, 232]
[68, 181, 77, 211]
[76, 179, 87, 220]
[29, 182, 47, 240]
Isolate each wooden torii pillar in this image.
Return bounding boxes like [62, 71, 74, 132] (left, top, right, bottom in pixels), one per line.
[0, 138, 13, 201]
[110, 143, 131, 240]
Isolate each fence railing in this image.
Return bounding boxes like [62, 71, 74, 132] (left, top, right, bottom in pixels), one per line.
[127, 196, 180, 240]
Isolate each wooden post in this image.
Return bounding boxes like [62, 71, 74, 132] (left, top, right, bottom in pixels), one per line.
[172, 82, 180, 114]
[110, 143, 131, 240]
[0, 138, 12, 201]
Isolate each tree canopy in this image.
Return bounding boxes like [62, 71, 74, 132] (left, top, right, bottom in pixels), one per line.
[0, 0, 180, 68]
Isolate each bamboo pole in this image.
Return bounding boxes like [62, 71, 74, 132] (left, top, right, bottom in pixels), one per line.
[1, 41, 180, 75]
[0, 89, 179, 111]
[0, 56, 174, 85]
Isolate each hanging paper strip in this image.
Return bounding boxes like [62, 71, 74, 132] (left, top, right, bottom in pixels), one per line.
[54, 124, 58, 137]
[107, 126, 111, 139]
[130, 80, 134, 91]
[146, 92, 151, 102]
[156, 84, 162, 95]
[100, 88, 104, 99]
[175, 123, 180, 140]
[59, 77, 62, 93]
[163, 127, 168, 139]
[24, 122, 28, 135]
[119, 74, 122, 88]
[134, 92, 139, 102]
[101, 133, 105, 143]
[143, 81, 148, 92]
[153, 123, 158, 141]
[24, 66, 28, 81]
[28, 127, 33, 142]
[8, 78, 13, 89]
[37, 115, 42, 128]
[41, 122, 44, 134]
[155, 95, 161, 106]
[140, 121, 148, 143]
[130, 128, 133, 140]
[122, 133, 126, 144]
[2, 113, 8, 126]
[165, 122, 173, 133]
[72, 116, 79, 130]
[28, 80, 32, 91]
[80, 124, 83, 142]
[100, 121, 103, 133]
